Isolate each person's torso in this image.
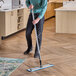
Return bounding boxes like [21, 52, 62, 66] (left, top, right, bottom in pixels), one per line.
[30, 0, 42, 10]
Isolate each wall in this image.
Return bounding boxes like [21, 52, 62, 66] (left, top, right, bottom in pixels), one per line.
[0, 0, 11, 9]
[12, 0, 26, 8]
[0, 0, 26, 9]
[63, 1, 76, 7]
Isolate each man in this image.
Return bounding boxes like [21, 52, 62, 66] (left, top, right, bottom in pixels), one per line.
[24, 0, 47, 58]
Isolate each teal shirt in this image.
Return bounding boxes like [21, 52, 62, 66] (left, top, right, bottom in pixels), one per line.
[26, 0, 47, 19]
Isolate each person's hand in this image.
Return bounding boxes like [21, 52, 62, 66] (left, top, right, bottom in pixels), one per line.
[29, 4, 34, 9]
[32, 18, 40, 25]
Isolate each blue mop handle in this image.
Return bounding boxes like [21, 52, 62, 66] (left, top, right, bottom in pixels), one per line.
[31, 9, 42, 67]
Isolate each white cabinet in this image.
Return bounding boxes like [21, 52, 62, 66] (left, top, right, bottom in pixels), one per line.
[56, 10, 76, 34]
[0, 8, 30, 37]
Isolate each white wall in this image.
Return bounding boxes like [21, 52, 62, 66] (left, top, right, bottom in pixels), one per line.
[63, 1, 76, 7]
[0, 0, 26, 9]
[0, 0, 12, 9]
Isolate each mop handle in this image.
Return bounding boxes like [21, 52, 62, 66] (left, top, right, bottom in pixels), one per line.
[31, 9, 42, 67]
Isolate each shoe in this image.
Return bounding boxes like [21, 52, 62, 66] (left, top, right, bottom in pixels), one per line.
[34, 52, 40, 58]
[24, 48, 32, 55]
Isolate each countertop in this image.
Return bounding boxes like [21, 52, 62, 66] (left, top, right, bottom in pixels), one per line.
[48, 1, 63, 4]
[0, 6, 27, 12]
[55, 7, 76, 11]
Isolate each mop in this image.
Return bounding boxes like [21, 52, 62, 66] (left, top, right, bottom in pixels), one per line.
[27, 9, 54, 72]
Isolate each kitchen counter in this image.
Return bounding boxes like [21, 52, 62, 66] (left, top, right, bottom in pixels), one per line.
[55, 7, 76, 34]
[48, 1, 63, 4]
[55, 7, 76, 11]
[0, 7, 30, 37]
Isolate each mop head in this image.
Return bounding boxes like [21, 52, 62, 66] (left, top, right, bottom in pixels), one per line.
[27, 64, 54, 72]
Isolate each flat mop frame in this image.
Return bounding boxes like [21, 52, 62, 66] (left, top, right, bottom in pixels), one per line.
[27, 9, 54, 72]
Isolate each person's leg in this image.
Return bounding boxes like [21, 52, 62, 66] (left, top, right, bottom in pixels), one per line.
[34, 16, 44, 58]
[24, 13, 34, 55]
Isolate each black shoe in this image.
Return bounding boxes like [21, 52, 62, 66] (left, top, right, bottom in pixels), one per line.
[34, 52, 40, 58]
[24, 48, 32, 55]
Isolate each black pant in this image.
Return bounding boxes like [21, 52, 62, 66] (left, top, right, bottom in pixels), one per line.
[26, 13, 44, 54]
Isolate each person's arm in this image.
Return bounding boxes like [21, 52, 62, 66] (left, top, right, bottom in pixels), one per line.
[38, 0, 47, 19]
[26, 0, 30, 8]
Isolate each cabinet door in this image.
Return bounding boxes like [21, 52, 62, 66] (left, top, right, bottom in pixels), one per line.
[10, 10, 17, 34]
[0, 12, 5, 36]
[5, 11, 11, 36]
[5, 11, 17, 36]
